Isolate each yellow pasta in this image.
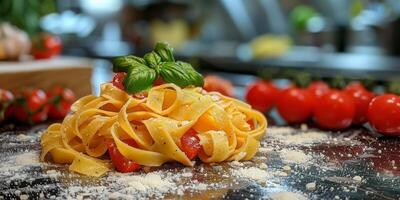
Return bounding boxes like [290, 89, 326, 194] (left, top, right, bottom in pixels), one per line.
[40, 83, 267, 177]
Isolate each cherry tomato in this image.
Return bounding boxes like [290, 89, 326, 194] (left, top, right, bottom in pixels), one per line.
[46, 86, 75, 119]
[112, 72, 126, 91]
[276, 87, 314, 124]
[31, 33, 62, 59]
[344, 85, 374, 125]
[307, 81, 330, 99]
[180, 129, 201, 160]
[153, 77, 166, 86]
[14, 89, 49, 123]
[0, 89, 14, 102]
[345, 82, 365, 93]
[203, 75, 235, 97]
[107, 139, 141, 173]
[245, 80, 279, 112]
[0, 89, 14, 122]
[314, 90, 355, 130]
[367, 94, 400, 136]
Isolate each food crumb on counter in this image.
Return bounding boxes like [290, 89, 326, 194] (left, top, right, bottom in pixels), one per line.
[352, 176, 362, 182]
[282, 165, 291, 173]
[305, 182, 316, 191]
[259, 163, 268, 169]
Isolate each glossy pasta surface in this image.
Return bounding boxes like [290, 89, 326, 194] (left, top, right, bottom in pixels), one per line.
[41, 83, 267, 176]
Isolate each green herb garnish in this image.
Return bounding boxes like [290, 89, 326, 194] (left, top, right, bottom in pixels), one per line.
[112, 42, 203, 93]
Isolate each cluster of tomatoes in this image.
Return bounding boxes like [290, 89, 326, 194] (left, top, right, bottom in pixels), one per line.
[246, 79, 400, 136]
[0, 87, 75, 124]
[30, 33, 62, 60]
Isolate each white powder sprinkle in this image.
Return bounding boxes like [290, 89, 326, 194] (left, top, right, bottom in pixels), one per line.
[279, 149, 311, 164]
[229, 160, 244, 167]
[15, 152, 39, 166]
[16, 134, 31, 141]
[118, 172, 175, 193]
[270, 191, 307, 200]
[19, 194, 29, 200]
[268, 126, 330, 145]
[259, 163, 268, 169]
[181, 172, 193, 177]
[232, 167, 269, 182]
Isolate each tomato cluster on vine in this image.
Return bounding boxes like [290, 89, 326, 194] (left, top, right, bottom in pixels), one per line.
[245, 73, 400, 136]
[0, 86, 75, 124]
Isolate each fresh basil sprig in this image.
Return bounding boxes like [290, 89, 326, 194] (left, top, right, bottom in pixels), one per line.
[112, 55, 145, 73]
[111, 42, 204, 93]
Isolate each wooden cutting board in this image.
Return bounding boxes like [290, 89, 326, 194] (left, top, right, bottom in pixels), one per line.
[0, 56, 93, 97]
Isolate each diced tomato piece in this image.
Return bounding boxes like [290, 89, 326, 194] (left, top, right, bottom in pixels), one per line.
[112, 73, 126, 91]
[180, 129, 201, 160]
[247, 120, 255, 130]
[107, 139, 141, 173]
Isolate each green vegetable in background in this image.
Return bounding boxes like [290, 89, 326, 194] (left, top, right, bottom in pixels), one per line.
[112, 42, 204, 93]
[290, 5, 317, 31]
[0, 0, 56, 36]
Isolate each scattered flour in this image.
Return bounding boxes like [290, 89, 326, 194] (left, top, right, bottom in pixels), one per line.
[279, 149, 312, 164]
[268, 126, 330, 145]
[116, 172, 175, 193]
[15, 152, 40, 166]
[16, 134, 31, 141]
[231, 167, 269, 182]
[270, 191, 307, 200]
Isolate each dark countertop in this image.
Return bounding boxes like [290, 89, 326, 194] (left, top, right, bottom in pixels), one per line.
[0, 123, 400, 200]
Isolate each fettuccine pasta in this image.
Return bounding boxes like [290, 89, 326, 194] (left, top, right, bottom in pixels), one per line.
[40, 83, 267, 176]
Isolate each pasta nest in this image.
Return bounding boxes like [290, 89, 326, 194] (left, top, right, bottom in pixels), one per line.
[41, 83, 267, 176]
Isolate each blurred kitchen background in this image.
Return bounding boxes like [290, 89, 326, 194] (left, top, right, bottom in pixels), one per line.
[1, 0, 400, 96]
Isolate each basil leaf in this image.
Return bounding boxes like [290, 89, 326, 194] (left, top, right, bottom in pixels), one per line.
[155, 42, 174, 62]
[143, 51, 161, 72]
[160, 62, 190, 87]
[123, 64, 157, 93]
[112, 55, 145, 73]
[176, 61, 204, 87]
[160, 62, 204, 87]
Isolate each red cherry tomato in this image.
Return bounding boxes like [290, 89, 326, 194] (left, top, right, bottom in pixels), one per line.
[180, 129, 201, 160]
[276, 87, 314, 124]
[0, 89, 14, 102]
[245, 80, 279, 112]
[46, 86, 75, 119]
[107, 139, 141, 173]
[344, 85, 374, 125]
[0, 89, 14, 122]
[112, 72, 126, 91]
[153, 77, 166, 86]
[307, 81, 330, 99]
[203, 75, 235, 97]
[345, 82, 365, 93]
[367, 94, 400, 136]
[31, 33, 62, 59]
[14, 89, 49, 123]
[314, 90, 355, 130]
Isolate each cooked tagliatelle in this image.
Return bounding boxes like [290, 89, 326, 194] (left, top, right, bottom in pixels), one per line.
[40, 83, 267, 176]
